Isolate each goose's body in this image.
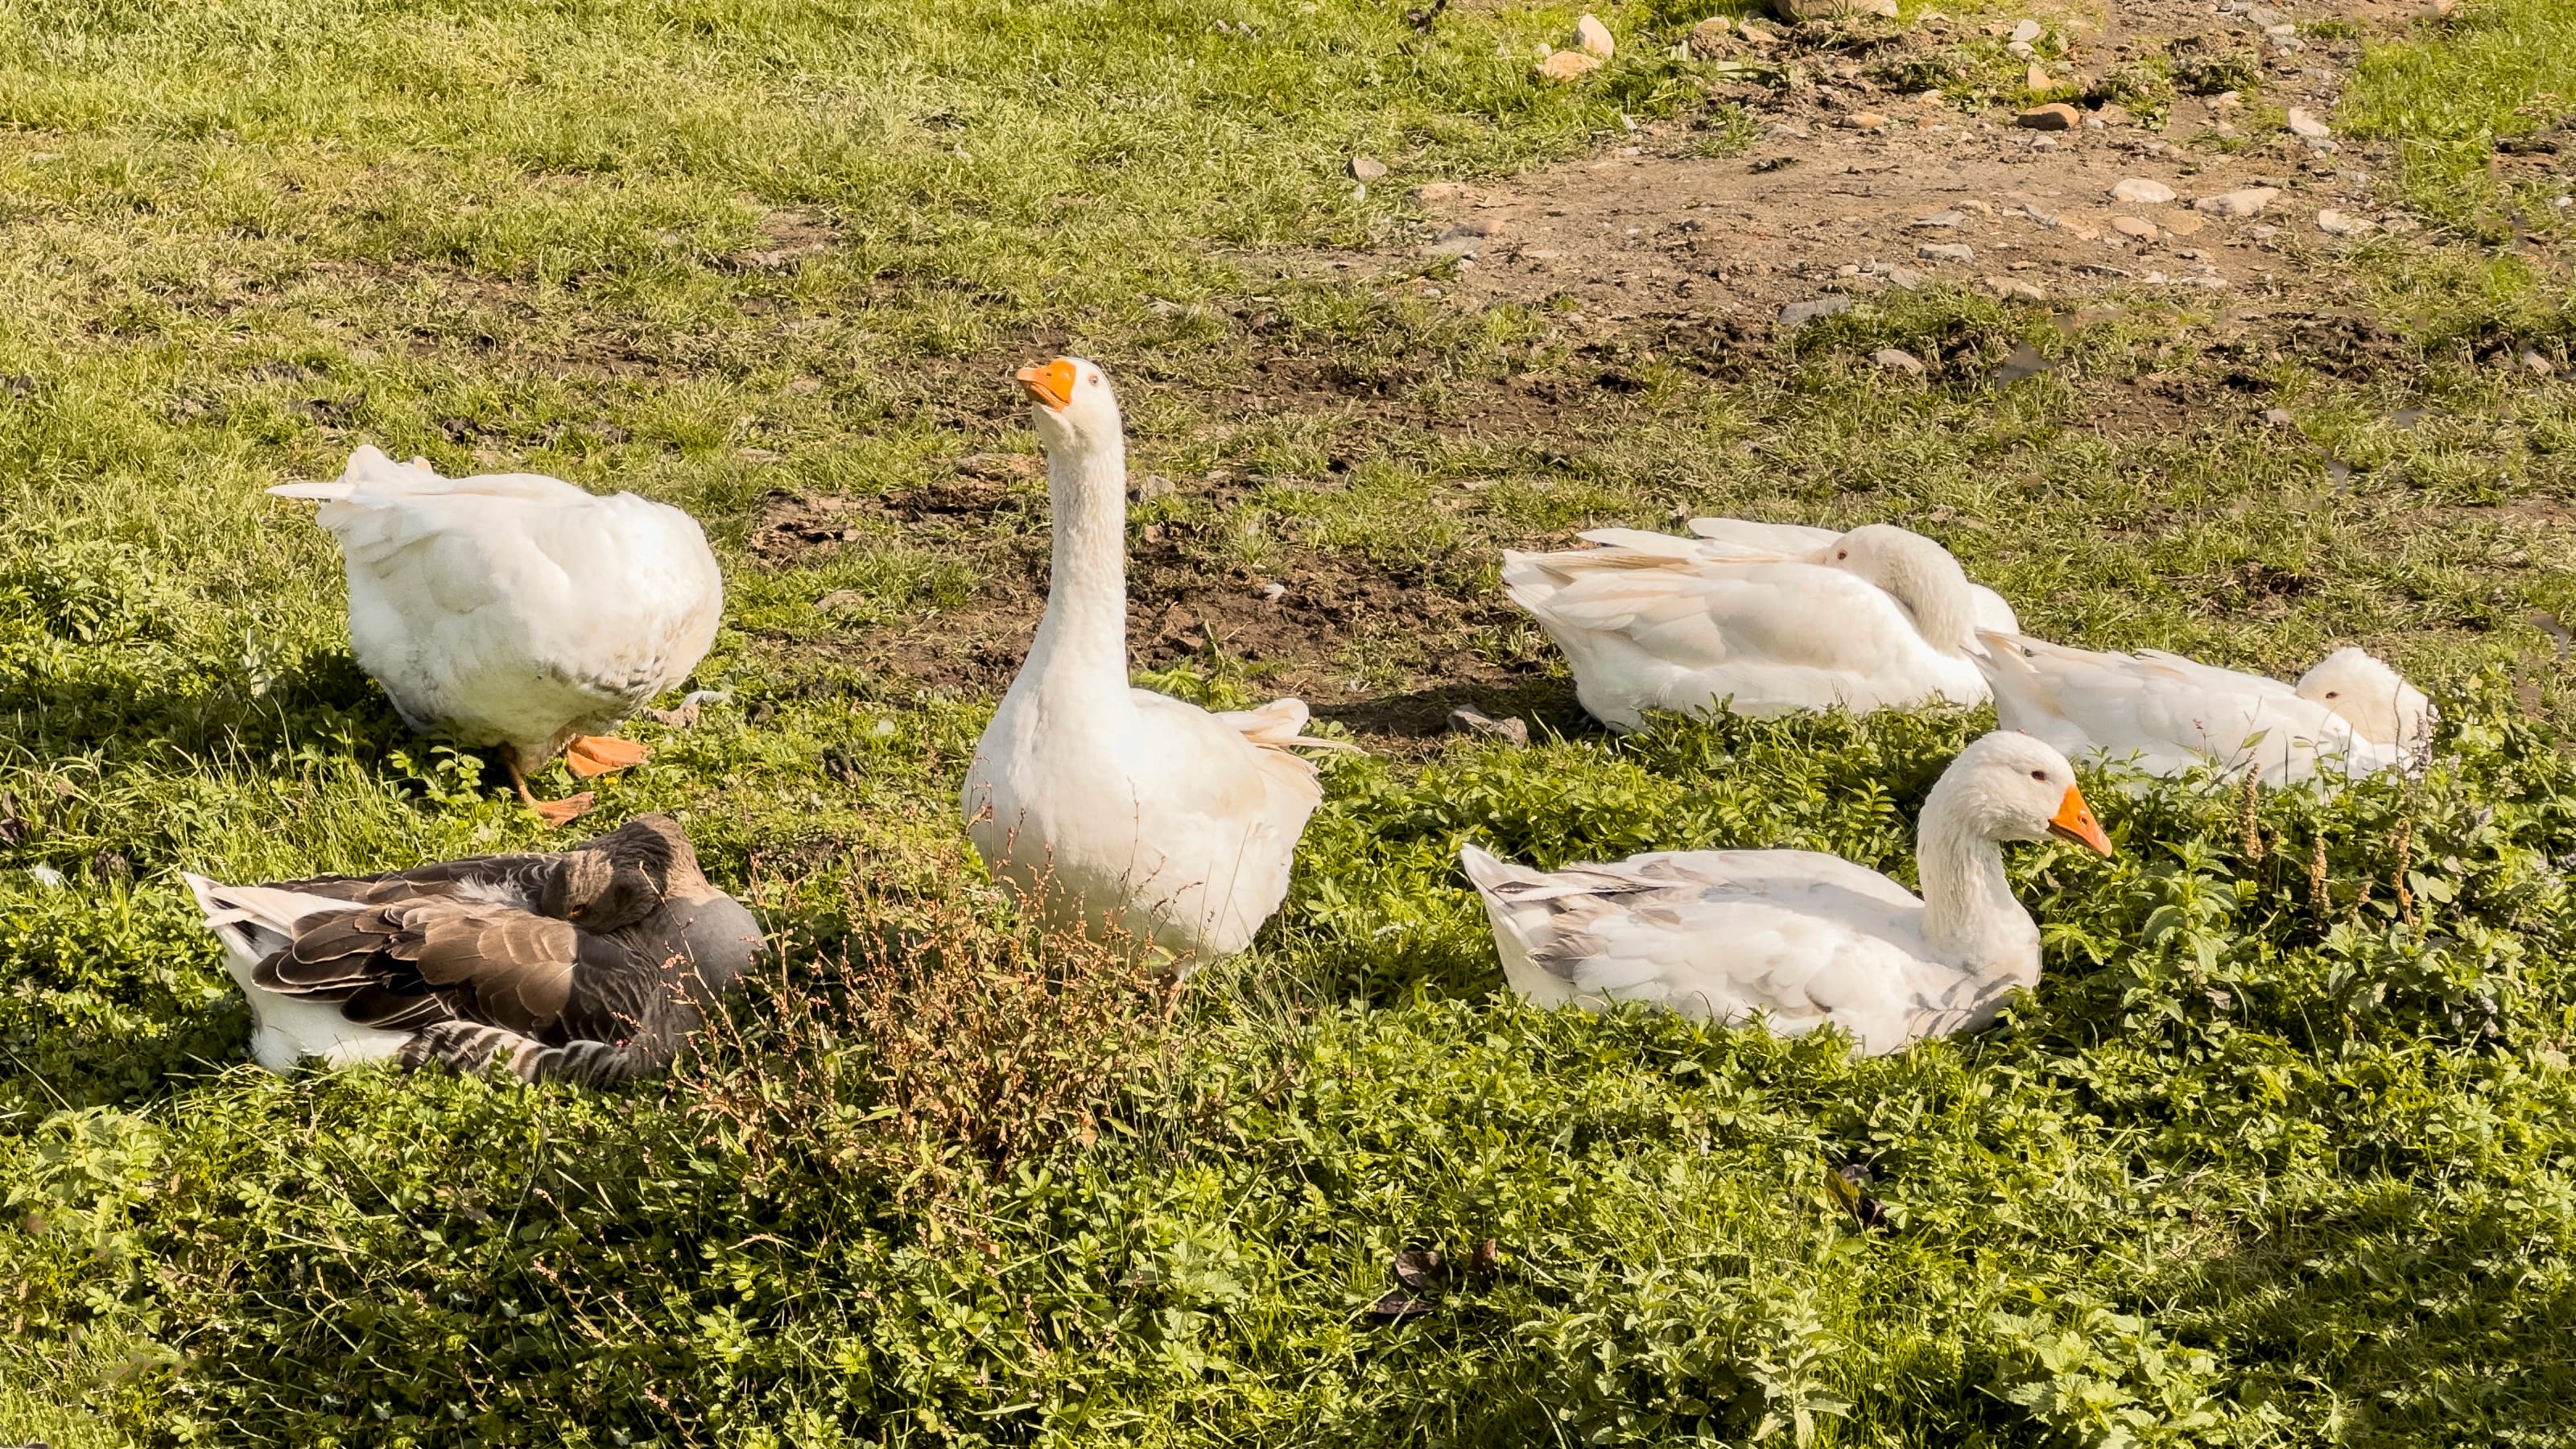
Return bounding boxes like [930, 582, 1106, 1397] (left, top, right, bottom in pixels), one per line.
[274, 448, 724, 822]
[1977, 634, 2433, 786]
[1462, 732, 2112, 1055]
[186, 815, 762, 1084]
[961, 359, 1352, 970]
[1675, 518, 2022, 635]
[1502, 522, 2002, 732]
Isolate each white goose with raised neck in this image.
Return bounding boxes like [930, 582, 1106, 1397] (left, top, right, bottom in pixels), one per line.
[960, 357, 1352, 972]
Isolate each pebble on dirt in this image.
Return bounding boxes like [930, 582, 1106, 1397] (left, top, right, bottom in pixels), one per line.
[1778, 294, 1853, 327]
[2009, 17, 2042, 43]
[1841, 112, 1892, 130]
[1348, 156, 1388, 182]
[2195, 186, 2281, 218]
[2017, 104, 2079, 131]
[1536, 49, 1602, 80]
[2315, 208, 2372, 236]
[2109, 216, 2158, 240]
[1688, 15, 1732, 55]
[2112, 178, 2178, 205]
[2286, 108, 2331, 138]
[1872, 348, 1926, 376]
[1573, 13, 1615, 58]
[1917, 242, 1975, 262]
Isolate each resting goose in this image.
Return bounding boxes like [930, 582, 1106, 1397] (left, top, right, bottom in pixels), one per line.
[274, 448, 725, 825]
[1674, 517, 2021, 634]
[961, 357, 1354, 972]
[1977, 634, 2434, 786]
[185, 815, 762, 1084]
[1462, 731, 2114, 1055]
[1502, 521, 1997, 731]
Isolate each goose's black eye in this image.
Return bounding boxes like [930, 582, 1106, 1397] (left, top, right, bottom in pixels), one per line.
[1835, 550, 1848, 560]
[2030, 770, 2049, 782]
[2324, 691, 2339, 699]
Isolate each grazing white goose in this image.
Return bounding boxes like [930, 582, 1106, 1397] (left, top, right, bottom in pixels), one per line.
[1977, 634, 2434, 786]
[1461, 731, 2114, 1055]
[961, 357, 1355, 972]
[185, 815, 763, 1084]
[274, 448, 724, 826]
[1502, 522, 1996, 731]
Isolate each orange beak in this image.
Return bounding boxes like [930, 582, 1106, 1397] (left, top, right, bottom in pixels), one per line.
[2048, 785, 2113, 857]
[1015, 358, 1079, 411]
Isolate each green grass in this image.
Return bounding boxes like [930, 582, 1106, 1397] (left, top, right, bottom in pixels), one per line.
[2346, 0, 2576, 241]
[4, 0, 2576, 1443]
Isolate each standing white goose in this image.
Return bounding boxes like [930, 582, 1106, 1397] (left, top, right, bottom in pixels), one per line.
[1501, 522, 1996, 731]
[274, 448, 724, 825]
[961, 357, 1354, 972]
[1977, 634, 2434, 786]
[1461, 731, 2114, 1056]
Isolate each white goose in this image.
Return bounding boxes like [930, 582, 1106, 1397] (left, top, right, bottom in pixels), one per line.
[1978, 634, 2434, 786]
[274, 448, 724, 825]
[961, 357, 1355, 972]
[1502, 521, 2001, 731]
[1462, 731, 2114, 1056]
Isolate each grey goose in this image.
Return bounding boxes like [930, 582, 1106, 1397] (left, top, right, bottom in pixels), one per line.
[184, 814, 762, 1084]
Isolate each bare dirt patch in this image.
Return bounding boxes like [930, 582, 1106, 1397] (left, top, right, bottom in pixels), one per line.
[1385, 1, 2422, 329]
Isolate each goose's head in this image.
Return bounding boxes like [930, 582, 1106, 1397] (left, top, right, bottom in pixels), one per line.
[2293, 648, 2434, 752]
[1821, 524, 1980, 650]
[543, 848, 666, 931]
[1016, 356, 1123, 454]
[1929, 731, 2114, 855]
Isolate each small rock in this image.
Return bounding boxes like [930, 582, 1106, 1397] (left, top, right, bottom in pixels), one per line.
[1736, 15, 1782, 43]
[1777, 0, 1895, 15]
[2111, 178, 2178, 205]
[1688, 15, 1732, 55]
[1882, 266, 1929, 289]
[1348, 155, 1389, 182]
[1412, 182, 1468, 204]
[1446, 217, 1506, 238]
[2162, 212, 2207, 237]
[2027, 63, 2053, 90]
[1573, 13, 1615, 58]
[2523, 349, 2556, 376]
[2264, 407, 2296, 427]
[1911, 209, 1967, 228]
[1987, 275, 2046, 301]
[2109, 215, 2158, 240]
[2243, 3, 2286, 22]
[2017, 104, 2080, 131]
[1259, 580, 1288, 602]
[2315, 208, 2372, 236]
[2286, 107, 2330, 138]
[1448, 707, 1531, 745]
[1130, 473, 1177, 502]
[1872, 347, 1926, 375]
[1917, 242, 1975, 262]
[1841, 112, 1892, 131]
[2195, 186, 2280, 218]
[2006, 40, 2034, 59]
[1537, 49, 1602, 80]
[2210, 91, 2244, 112]
[2009, 18, 2042, 43]
[1778, 294, 1854, 327]
[2094, 102, 2135, 127]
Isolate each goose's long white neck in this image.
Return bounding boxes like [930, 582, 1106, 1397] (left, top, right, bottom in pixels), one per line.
[1886, 554, 1980, 657]
[1913, 791, 2041, 988]
[1028, 427, 1133, 708]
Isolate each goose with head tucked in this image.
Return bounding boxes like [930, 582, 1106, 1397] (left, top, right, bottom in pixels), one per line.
[1501, 521, 2000, 732]
[184, 815, 764, 1084]
[1976, 634, 2434, 786]
[1461, 731, 2113, 1055]
[273, 448, 725, 826]
[960, 357, 1356, 975]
